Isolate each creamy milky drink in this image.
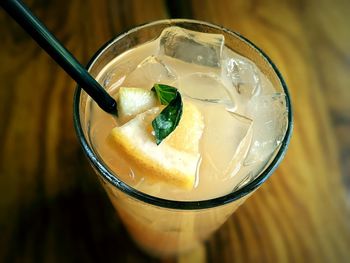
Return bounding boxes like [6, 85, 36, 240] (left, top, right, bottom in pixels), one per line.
[74, 20, 292, 257]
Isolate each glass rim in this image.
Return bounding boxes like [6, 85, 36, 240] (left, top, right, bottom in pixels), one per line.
[73, 19, 293, 210]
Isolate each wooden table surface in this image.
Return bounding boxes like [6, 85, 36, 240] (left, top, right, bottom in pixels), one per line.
[1, 0, 349, 262]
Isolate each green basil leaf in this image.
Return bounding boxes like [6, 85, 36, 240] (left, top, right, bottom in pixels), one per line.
[152, 91, 183, 145]
[151, 84, 178, 105]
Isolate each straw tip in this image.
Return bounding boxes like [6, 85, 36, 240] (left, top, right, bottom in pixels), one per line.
[104, 100, 118, 115]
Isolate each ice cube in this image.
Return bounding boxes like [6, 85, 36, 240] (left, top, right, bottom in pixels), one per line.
[244, 93, 288, 165]
[158, 26, 224, 68]
[198, 103, 253, 180]
[232, 171, 254, 191]
[222, 56, 261, 100]
[122, 56, 177, 89]
[98, 61, 132, 90]
[178, 73, 235, 109]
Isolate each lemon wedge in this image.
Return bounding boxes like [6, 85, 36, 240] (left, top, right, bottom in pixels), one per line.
[111, 101, 204, 189]
[117, 87, 157, 123]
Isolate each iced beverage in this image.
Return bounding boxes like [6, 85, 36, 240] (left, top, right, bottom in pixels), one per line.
[74, 20, 292, 257]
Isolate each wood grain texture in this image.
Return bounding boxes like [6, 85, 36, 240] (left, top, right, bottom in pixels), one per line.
[0, 0, 349, 262]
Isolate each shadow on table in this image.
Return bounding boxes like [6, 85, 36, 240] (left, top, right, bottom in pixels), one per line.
[1, 176, 163, 263]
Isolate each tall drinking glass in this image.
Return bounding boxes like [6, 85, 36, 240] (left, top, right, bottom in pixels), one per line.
[73, 19, 292, 257]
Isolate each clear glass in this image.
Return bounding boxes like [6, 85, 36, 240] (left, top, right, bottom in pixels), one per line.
[73, 19, 293, 257]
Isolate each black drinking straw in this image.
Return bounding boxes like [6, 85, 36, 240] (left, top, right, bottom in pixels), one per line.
[0, 0, 117, 114]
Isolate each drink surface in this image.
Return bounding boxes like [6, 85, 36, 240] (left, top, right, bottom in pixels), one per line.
[85, 27, 288, 201]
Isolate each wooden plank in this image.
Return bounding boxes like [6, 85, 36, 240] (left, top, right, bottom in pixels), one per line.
[187, 0, 350, 262]
[0, 1, 167, 262]
[0, 0, 349, 262]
